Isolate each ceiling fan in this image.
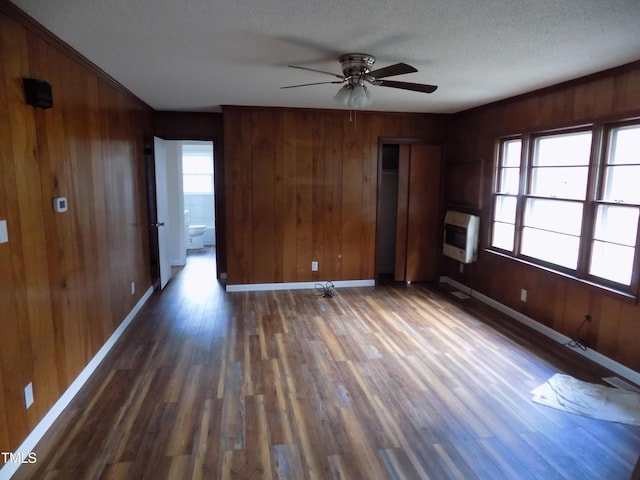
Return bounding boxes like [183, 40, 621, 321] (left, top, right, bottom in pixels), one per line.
[281, 53, 437, 108]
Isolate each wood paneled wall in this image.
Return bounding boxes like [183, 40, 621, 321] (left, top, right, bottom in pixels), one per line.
[445, 61, 640, 371]
[224, 107, 449, 285]
[0, 8, 152, 457]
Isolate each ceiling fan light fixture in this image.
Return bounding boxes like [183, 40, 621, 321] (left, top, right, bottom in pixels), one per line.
[349, 83, 371, 108]
[334, 82, 372, 109]
[334, 84, 352, 105]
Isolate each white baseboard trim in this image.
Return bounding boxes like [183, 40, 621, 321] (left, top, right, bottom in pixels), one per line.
[226, 279, 375, 292]
[0, 286, 154, 480]
[439, 276, 640, 387]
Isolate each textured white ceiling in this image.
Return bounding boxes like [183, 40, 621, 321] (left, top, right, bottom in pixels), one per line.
[11, 0, 640, 113]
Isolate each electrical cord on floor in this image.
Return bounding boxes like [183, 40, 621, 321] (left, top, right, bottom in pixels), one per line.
[316, 281, 336, 298]
[565, 315, 591, 351]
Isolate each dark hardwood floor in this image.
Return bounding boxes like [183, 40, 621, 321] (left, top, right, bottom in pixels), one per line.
[15, 248, 640, 479]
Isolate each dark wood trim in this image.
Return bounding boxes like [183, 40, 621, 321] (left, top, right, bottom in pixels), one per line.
[577, 125, 604, 278]
[378, 136, 445, 146]
[0, 0, 151, 110]
[213, 137, 227, 280]
[374, 141, 385, 280]
[485, 113, 640, 141]
[153, 111, 223, 141]
[143, 137, 161, 290]
[394, 145, 410, 281]
[514, 135, 529, 256]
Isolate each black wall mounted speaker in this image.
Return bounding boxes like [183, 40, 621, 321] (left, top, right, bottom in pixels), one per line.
[23, 78, 53, 109]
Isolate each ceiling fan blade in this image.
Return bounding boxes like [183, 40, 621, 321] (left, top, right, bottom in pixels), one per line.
[288, 65, 344, 79]
[375, 80, 438, 93]
[368, 62, 417, 80]
[281, 81, 344, 89]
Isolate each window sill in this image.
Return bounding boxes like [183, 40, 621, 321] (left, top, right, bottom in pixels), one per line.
[484, 248, 638, 303]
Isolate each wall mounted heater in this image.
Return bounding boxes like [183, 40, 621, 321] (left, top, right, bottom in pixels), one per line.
[443, 211, 479, 264]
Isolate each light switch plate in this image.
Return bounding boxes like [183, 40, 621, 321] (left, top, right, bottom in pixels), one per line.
[24, 382, 34, 409]
[0, 220, 8, 243]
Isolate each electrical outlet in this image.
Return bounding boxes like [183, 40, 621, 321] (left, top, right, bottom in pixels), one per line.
[311, 261, 318, 272]
[459, 263, 464, 273]
[24, 382, 34, 409]
[520, 289, 527, 302]
[131, 281, 136, 295]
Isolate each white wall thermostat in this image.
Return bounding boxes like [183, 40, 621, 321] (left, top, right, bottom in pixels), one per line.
[53, 197, 68, 213]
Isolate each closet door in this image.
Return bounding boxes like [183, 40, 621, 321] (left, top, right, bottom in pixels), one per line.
[394, 145, 410, 281]
[394, 144, 442, 282]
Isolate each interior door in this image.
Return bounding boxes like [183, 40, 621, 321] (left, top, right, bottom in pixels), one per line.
[394, 143, 442, 282]
[154, 137, 172, 289]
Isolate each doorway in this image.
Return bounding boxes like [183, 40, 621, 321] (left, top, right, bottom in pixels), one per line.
[147, 138, 218, 290]
[375, 140, 442, 283]
[181, 142, 216, 253]
[376, 145, 400, 279]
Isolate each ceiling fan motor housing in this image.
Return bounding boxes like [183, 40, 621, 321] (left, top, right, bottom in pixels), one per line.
[339, 53, 375, 83]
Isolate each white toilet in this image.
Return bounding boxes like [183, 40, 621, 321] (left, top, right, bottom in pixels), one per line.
[188, 225, 207, 249]
[184, 210, 207, 250]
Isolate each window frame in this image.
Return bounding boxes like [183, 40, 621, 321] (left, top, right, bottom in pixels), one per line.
[584, 120, 640, 291]
[182, 144, 214, 195]
[520, 127, 594, 274]
[489, 120, 640, 297]
[491, 136, 523, 252]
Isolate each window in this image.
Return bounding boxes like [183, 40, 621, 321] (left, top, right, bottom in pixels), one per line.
[521, 131, 591, 269]
[491, 122, 640, 294]
[491, 139, 521, 251]
[589, 125, 640, 285]
[182, 144, 214, 194]
[590, 205, 638, 284]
